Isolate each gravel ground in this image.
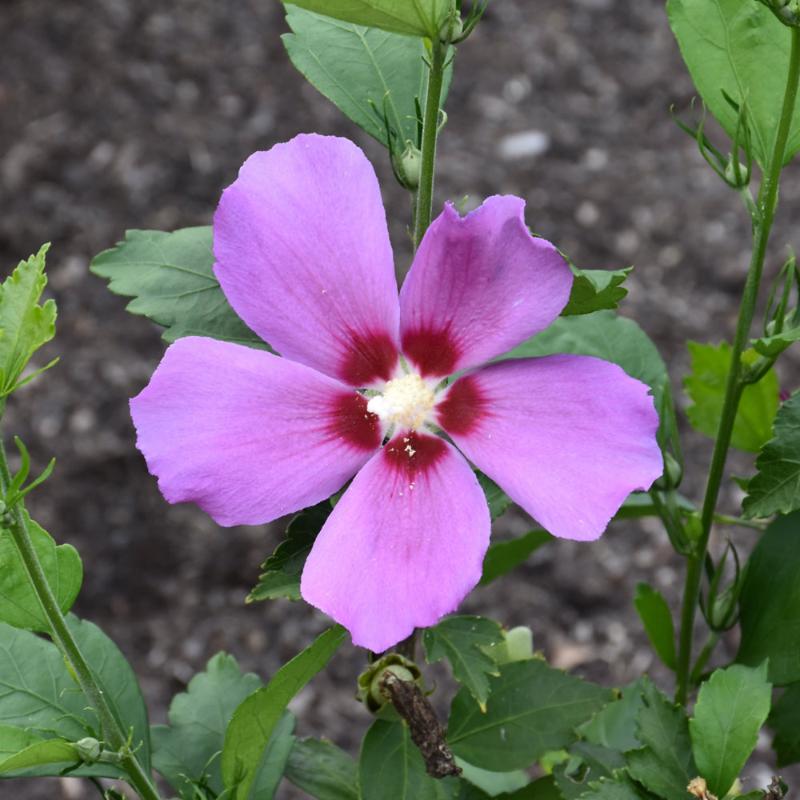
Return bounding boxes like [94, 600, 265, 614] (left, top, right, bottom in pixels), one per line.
[1, 0, 799, 797]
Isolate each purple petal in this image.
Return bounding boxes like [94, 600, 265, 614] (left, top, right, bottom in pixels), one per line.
[300, 432, 490, 652]
[130, 337, 382, 526]
[214, 134, 400, 387]
[437, 356, 662, 541]
[399, 196, 572, 378]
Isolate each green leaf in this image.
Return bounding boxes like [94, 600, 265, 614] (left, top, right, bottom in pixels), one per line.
[0, 617, 150, 778]
[423, 616, 504, 709]
[151, 652, 263, 799]
[247, 502, 330, 603]
[359, 720, 460, 800]
[769, 683, 800, 767]
[562, 267, 632, 317]
[285, 737, 358, 800]
[506, 311, 672, 450]
[0, 739, 79, 775]
[752, 325, 800, 358]
[477, 473, 512, 521]
[737, 511, 800, 684]
[456, 759, 528, 797]
[221, 625, 346, 800]
[625, 679, 695, 800]
[247, 711, 296, 800]
[743, 391, 800, 518]
[633, 584, 676, 670]
[447, 659, 613, 771]
[0, 725, 43, 761]
[684, 342, 779, 453]
[284, 7, 452, 148]
[575, 775, 649, 800]
[0, 244, 57, 396]
[579, 680, 646, 753]
[689, 663, 772, 798]
[284, 0, 452, 38]
[90, 228, 264, 347]
[479, 531, 551, 587]
[0, 512, 82, 632]
[667, 0, 800, 168]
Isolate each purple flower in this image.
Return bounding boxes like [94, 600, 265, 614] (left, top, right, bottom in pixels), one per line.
[131, 134, 662, 652]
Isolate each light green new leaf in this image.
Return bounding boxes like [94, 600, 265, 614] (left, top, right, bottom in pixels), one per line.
[633, 584, 676, 670]
[667, 0, 800, 168]
[221, 626, 346, 800]
[423, 615, 504, 709]
[284, 8, 452, 148]
[0, 739, 79, 775]
[684, 342, 779, 453]
[737, 511, 800, 684]
[752, 325, 800, 358]
[359, 720, 460, 800]
[284, 0, 452, 39]
[562, 267, 632, 317]
[769, 682, 800, 767]
[479, 530, 552, 587]
[90, 227, 264, 347]
[0, 511, 82, 632]
[0, 725, 43, 762]
[447, 659, 612, 771]
[0, 244, 57, 396]
[151, 652, 263, 799]
[743, 391, 800, 518]
[625, 678, 695, 800]
[456, 759, 528, 797]
[0, 616, 150, 778]
[285, 737, 358, 800]
[690, 663, 772, 798]
[247, 502, 330, 603]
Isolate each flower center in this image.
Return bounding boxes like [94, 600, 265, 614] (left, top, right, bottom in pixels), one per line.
[367, 373, 435, 431]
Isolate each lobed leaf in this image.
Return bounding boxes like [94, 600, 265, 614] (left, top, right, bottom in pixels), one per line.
[0, 511, 82, 632]
[285, 737, 358, 800]
[221, 626, 345, 800]
[625, 679, 695, 800]
[284, 7, 453, 148]
[151, 652, 263, 799]
[743, 391, 800, 518]
[447, 659, 612, 772]
[283, 0, 453, 39]
[737, 511, 800, 684]
[684, 342, 779, 453]
[247, 502, 330, 603]
[689, 663, 772, 798]
[90, 227, 264, 347]
[562, 267, 632, 317]
[422, 615, 504, 709]
[667, 0, 800, 169]
[0, 244, 57, 397]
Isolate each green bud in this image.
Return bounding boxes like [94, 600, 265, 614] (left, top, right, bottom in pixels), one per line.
[76, 737, 102, 764]
[684, 512, 703, 545]
[439, 12, 463, 43]
[398, 144, 422, 190]
[757, 0, 800, 26]
[357, 653, 422, 713]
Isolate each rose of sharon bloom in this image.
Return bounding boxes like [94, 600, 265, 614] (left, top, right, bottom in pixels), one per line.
[131, 133, 662, 652]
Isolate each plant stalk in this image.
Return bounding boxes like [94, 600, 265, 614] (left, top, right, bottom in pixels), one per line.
[413, 39, 447, 250]
[0, 442, 161, 800]
[674, 27, 800, 705]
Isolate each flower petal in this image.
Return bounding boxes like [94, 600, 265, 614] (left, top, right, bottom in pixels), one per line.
[437, 356, 662, 541]
[130, 337, 382, 526]
[300, 432, 490, 652]
[399, 196, 572, 377]
[214, 134, 401, 387]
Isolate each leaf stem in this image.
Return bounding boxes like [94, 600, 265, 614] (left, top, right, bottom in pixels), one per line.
[0, 441, 161, 800]
[674, 27, 800, 705]
[413, 39, 447, 250]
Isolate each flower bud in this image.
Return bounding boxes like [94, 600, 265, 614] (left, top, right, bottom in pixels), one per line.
[398, 144, 422, 190]
[701, 542, 743, 632]
[757, 0, 800, 26]
[76, 737, 102, 764]
[439, 12, 463, 43]
[357, 653, 422, 713]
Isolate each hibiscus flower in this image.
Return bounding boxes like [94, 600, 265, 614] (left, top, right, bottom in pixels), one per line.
[131, 134, 662, 651]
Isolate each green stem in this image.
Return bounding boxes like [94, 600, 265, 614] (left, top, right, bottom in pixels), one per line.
[674, 27, 800, 705]
[413, 40, 447, 250]
[0, 443, 161, 800]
